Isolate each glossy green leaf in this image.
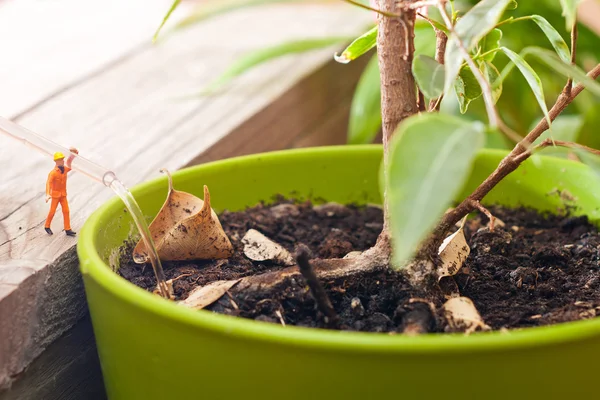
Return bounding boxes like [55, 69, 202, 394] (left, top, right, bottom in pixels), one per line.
[348, 55, 381, 145]
[176, 0, 297, 30]
[444, 0, 513, 94]
[526, 47, 600, 96]
[482, 61, 502, 103]
[386, 114, 485, 265]
[153, 0, 181, 42]
[454, 66, 482, 114]
[334, 26, 377, 64]
[575, 149, 600, 179]
[559, 0, 582, 30]
[203, 37, 349, 92]
[412, 55, 445, 99]
[480, 29, 503, 62]
[500, 47, 551, 126]
[529, 15, 571, 63]
[575, 104, 600, 149]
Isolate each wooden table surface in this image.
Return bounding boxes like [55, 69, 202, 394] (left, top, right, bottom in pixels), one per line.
[0, 0, 370, 396]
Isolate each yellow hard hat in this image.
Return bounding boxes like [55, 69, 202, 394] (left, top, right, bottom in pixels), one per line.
[53, 152, 65, 161]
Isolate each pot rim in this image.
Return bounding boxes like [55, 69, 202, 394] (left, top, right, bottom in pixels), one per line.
[78, 145, 600, 354]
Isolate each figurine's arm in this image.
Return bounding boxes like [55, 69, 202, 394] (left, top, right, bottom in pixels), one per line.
[66, 147, 78, 171]
[46, 171, 54, 203]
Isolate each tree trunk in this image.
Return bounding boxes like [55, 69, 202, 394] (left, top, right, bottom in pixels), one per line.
[376, 0, 419, 248]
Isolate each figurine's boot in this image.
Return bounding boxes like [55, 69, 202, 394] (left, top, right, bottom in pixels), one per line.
[44, 227, 53, 235]
[65, 230, 76, 237]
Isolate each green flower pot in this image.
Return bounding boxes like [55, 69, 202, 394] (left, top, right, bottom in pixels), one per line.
[78, 145, 600, 399]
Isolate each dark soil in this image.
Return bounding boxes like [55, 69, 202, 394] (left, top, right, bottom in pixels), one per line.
[119, 200, 600, 333]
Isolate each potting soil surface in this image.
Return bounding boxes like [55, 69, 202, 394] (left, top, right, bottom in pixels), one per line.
[119, 199, 600, 333]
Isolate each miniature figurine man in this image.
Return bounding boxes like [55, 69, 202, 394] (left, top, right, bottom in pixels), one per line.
[45, 148, 78, 236]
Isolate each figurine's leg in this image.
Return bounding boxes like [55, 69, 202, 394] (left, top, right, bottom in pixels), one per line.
[45, 197, 59, 228]
[59, 196, 71, 231]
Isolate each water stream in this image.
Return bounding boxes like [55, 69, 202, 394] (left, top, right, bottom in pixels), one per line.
[0, 116, 170, 298]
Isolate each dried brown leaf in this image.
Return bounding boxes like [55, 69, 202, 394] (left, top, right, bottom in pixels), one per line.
[437, 226, 470, 280]
[133, 170, 233, 263]
[242, 229, 294, 266]
[443, 296, 490, 334]
[179, 279, 242, 310]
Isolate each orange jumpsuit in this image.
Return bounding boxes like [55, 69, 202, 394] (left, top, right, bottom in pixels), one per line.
[45, 166, 71, 230]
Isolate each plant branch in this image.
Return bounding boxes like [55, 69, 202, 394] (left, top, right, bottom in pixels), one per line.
[418, 90, 426, 111]
[429, 27, 447, 111]
[437, 3, 521, 142]
[427, 63, 600, 247]
[376, 0, 419, 235]
[566, 22, 578, 95]
[514, 138, 600, 164]
[468, 199, 497, 231]
[436, 4, 496, 127]
[342, 0, 400, 17]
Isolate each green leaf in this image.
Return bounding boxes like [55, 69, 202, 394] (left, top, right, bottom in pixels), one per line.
[576, 104, 600, 149]
[414, 20, 437, 57]
[348, 55, 381, 144]
[559, 0, 582, 30]
[334, 26, 377, 64]
[481, 61, 502, 103]
[575, 149, 600, 178]
[500, 47, 551, 126]
[176, 0, 297, 30]
[454, 66, 482, 114]
[444, 0, 513, 94]
[412, 55, 445, 99]
[153, 0, 181, 42]
[480, 29, 503, 62]
[485, 128, 512, 150]
[529, 15, 571, 63]
[204, 37, 349, 92]
[526, 47, 600, 96]
[386, 114, 485, 265]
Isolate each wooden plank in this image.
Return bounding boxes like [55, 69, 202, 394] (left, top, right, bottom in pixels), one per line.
[186, 50, 370, 165]
[0, 2, 370, 390]
[1, 316, 106, 400]
[0, 0, 188, 119]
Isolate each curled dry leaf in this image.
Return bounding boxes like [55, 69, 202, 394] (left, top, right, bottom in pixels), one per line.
[242, 229, 294, 266]
[133, 170, 233, 263]
[437, 226, 470, 280]
[179, 279, 242, 310]
[443, 296, 490, 334]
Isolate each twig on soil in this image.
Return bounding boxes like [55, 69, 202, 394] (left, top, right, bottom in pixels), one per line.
[296, 244, 341, 329]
